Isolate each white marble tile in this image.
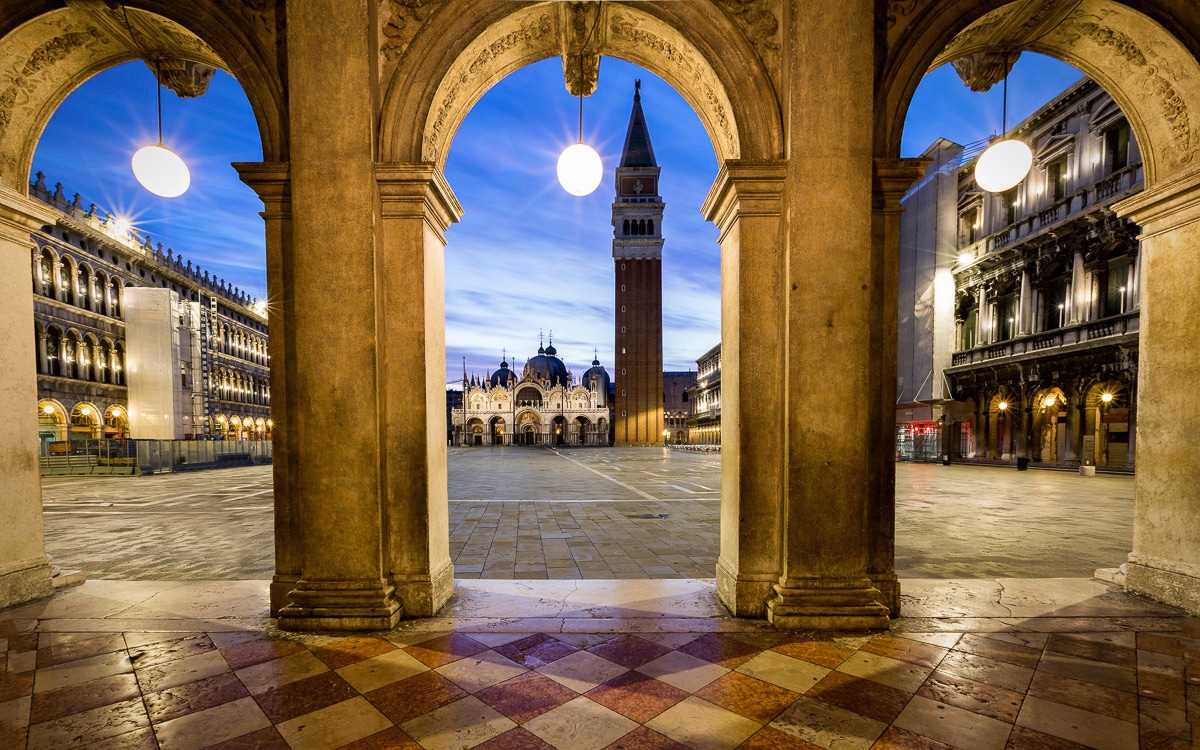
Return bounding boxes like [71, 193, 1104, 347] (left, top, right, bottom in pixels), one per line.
[33, 650, 131, 693]
[524, 696, 637, 750]
[153, 696, 270, 750]
[1016, 695, 1138, 750]
[400, 696, 515, 750]
[236, 651, 327, 694]
[645, 695, 760, 750]
[7, 650, 36, 673]
[135, 649, 229, 694]
[0, 695, 31, 729]
[276, 696, 392, 750]
[769, 695, 887, 750]
[636, 650, 728, 693]
[894, 695, 1011, 750]
[436, 649, 527, 692]
[837, 650, 931, 693]
[336, 649, 428, 693]
[736, 651, 829, 694]
[538, 650, 628, 693]
[27, 696, 147, 750]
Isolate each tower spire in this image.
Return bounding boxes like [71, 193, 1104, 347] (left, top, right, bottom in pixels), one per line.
[620, 79, 657, 168]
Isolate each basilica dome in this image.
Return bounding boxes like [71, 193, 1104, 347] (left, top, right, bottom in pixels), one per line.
[488, 359, 517, 387]
[523, 342, 570, 387]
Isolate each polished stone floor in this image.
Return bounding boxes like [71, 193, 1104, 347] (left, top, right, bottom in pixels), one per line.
[40, 448, 1134, 581]
[0, 578, 1194, 749]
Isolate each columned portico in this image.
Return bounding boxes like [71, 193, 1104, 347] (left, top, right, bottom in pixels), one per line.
[702, 161, 786, 618]
[1116, 170, 1200, 615]
[0, 185, 57, 609]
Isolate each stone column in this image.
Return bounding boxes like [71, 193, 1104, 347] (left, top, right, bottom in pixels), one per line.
[975, 286, 988, 345]
[276, 0, 399, 630]
[234, 162, 297, 617]
[0, 185, 57, 608]
[1069, 250, 1085, 324]
[1114, 175, 1200, 613]
[1016, 389, 1031, 460]
[768, 0, 888, 629]
[869, 158, 929, 616]
[701, 161, 786, 617]
[1129, 246, 1142, 310]
[37, 332, 48, 375]
[1018, 266, 1033, 336]
[1063, 382, 1081, 465]
[1124, 371, 1137, 469]
[376, 164, 462, 617]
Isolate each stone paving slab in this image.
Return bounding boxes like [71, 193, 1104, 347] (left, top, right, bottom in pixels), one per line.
[40, 447, 1135, 582]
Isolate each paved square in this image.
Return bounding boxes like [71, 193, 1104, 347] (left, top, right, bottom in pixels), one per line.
[39, 447, 1135, 581]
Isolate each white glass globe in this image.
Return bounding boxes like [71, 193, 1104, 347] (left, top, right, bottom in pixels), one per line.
[974, 138, 1034, 193]
[557, 143, 603, 196]
[132, 144, 191, 198]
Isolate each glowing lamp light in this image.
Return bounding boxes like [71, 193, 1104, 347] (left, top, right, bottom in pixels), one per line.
[132, 144, 191, 198]
[998, 401, 1009, 411]
[958, 252, 974, 266]
[1044, 396, 1056, 408]
[43, 405, 54, 415]
[1101, 392, 1114, 403]
[557, 143, 603, 196]
[974, 139, 1034, 193]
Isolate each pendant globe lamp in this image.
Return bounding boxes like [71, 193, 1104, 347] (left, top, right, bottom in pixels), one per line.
[131, 59, 191, 198]
[557, 4, 603, 197]
[974, 53, 1033, 193]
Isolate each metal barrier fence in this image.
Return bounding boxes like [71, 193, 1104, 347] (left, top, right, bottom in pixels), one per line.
[40, 439, 273, 476]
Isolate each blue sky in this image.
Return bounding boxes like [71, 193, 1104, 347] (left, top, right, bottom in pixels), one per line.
[34, 53, 1083, 385]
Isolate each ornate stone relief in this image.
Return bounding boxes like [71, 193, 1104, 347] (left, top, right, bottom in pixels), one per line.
[950, 51, 1016, 92]
[422, 10, 556, 163]
[606, 7, 737, 159]
[713, 0, 778, 73]
[559, 2, 602, 97]
[381, 0, 443, 62]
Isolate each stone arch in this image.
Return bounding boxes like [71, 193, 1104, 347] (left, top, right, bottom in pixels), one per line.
[878, 1, 1200, 185]
[0, 3, 286, 190]
[379, 0, 782, 166]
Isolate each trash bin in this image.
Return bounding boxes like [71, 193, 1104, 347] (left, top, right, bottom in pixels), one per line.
[1017, 457, 1030, 471]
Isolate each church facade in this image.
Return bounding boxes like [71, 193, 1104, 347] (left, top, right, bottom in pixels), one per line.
[451, 341, 611, 447]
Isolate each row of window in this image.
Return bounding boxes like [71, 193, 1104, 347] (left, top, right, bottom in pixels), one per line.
[212, 368, 271, 406]
[36, 325, 126, 385]
[35, 248, 123, 318]
[620, 218, 655, 236]
[210, 320, 269, 366]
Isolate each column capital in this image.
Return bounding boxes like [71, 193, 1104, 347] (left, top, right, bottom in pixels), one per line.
[0, 184, 56, 247]
[375, 162, 463, 236]
[701, 159, 786, 238]
[233, 162, 291, 219]
[872, 157, 931, 211]
[1115, 167, 1200, 237]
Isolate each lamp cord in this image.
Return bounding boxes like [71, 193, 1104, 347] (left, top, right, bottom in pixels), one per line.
[120, 4, 163, 146]
[576, 1, 602, 145]
[156, 60, 163, 145]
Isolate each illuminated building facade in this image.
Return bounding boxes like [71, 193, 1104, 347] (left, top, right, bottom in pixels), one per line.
[898, 78, 1142, 469]
[686, 343, 721, 445]
[29, 174, 271, 446]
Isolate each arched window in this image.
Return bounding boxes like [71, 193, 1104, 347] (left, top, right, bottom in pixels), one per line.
[33, 324, 43, 374]
[63, 331, 79, 379]
[98, 341, 112, 384]
[93, 271, 108, 315]
[60, 257, 76, 305]
[77, 265, 91, 310]
[648, 219, 654, 235]
[46, 327, 62, 376]
[113, 344, 125, 386]
[37, 250, 54, 297]
[82, 336, 97, 381]
[639, 219, 646, 235]
[623, 219, 630, 235]
[109, 280, 122, 318]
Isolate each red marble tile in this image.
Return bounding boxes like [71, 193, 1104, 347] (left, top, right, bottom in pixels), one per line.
[142, 671, 250, 724]
[693, 671, 799, 724]
[341, 726, 423, 750]
[8, 633, 39, 652]
[205, 725, 290, 750]
[741, 725, 823, 749]
[808, 670, 911, 724]
[1139, 633, 1185, 657]
[29, 672, 141, 725]
[677, 633, 762, 669]
[495, 634, 578, 668]
[310, 635, 396, 670]
[586, 670, 688, 723]
[403, 633, 487, 668]
[1005, 724, 1091, 749]
[127, 634, 216, 670]
[871, 725, 954, 749]
[475, 727, 557, 750]
[476, 671, 577, 723]
[861, 634, 948, 670]
[0, 726, 27, 750]
[1028, 670, 1137, 723]
[36, 633, 127, 669]
[588, 635, 672, 669]
[84, 725, 160, 749]
[1139, 729, 1192, 750]
[603, 726, 692, 750]
[220, 638, 306, 670]
[1045, 634, 1136, 668]
[365, 670, 469, 724]
[253, 670, 359, 723]
[953, 634, 1042, 670]
[916, 668, 1024, 723]
[770, 638, 856, 669]
[1139, 669, 1187, 710]
[0, 670, 34, 702]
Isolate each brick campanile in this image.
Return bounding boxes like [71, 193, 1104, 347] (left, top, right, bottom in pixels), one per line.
[613, 80, 664, 445]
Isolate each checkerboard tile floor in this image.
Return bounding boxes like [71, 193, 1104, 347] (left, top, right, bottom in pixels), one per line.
[1, 623, 1195, 749]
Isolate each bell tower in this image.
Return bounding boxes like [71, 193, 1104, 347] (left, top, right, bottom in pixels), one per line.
[612, 80, 664, 445]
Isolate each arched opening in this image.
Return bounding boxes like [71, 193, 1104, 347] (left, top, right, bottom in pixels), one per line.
[37, 399, 66, 445]
[69, 402, 100, 441]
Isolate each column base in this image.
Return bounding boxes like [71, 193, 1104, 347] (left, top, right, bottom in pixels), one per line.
[766, 578, 890, 630]
[392, 559, 455, 617]
[270, 575, 299, 618]
[1126, 554, 1200, 617]
[277, 578, 402, 631]
[715, 557, 773, 618]
[870, 573, 901, 618]
[0, 557, 53, 610]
